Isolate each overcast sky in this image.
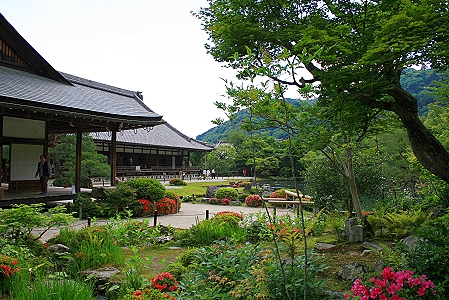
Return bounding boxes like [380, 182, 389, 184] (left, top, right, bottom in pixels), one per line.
[2, 0, 238, 138]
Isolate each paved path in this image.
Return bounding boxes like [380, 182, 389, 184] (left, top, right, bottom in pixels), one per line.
[34, 202, 296, 243]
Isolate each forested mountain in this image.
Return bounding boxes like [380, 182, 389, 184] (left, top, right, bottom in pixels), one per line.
[197, 68, 448, 144]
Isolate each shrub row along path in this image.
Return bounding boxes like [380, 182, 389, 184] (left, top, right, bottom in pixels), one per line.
[33, 177, 297, 243]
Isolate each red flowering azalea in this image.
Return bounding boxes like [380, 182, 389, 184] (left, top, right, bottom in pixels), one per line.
[245, 195, 263, 207]
[152, 272, 178, 293]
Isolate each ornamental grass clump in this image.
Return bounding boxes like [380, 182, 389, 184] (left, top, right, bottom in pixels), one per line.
[344, 267, 437, 300]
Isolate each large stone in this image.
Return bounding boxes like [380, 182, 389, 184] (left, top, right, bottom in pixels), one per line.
[82, 267, 121, 284]
[206, 186, 219, 198]
[401, 235, 424, 248]
[338, 262, 368, 282]
[344, 218, 364, 242]
[363, 241, 382, 252]
[315, 242, 336, 251]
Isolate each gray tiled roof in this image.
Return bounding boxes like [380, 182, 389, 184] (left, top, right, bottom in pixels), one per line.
[93, 123, 214, 151]
[0, 66, 162, 120]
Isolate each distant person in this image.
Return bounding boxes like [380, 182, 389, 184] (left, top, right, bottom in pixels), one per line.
[35, 154, 52, 195]
[211, 168, 216, 179]
[128, 157, 134, 166]
[243, 168, 247, 177]
[198, 169, 203, 180]
[203, 169, 207, 180]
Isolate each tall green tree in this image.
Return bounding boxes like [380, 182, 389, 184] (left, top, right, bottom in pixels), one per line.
[194, 0, 449, 183]
[206, 143, 238, 176]
[50, 134, 110, 187]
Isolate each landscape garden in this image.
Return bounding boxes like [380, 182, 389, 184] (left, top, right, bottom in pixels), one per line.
[1, 1, 449, 299]
[0, 176, 447, 300]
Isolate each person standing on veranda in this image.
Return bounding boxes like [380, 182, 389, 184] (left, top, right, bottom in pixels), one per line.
[35, 155, 52, 194]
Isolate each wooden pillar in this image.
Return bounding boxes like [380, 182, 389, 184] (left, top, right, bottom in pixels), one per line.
[75, 127, 82, 193]
[0, 115, 2, 186]
[111, 130, 117, 186]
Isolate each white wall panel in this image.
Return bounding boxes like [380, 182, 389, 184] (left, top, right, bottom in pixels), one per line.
[3, 116, 45, 139]
[10, 144, 43, 180]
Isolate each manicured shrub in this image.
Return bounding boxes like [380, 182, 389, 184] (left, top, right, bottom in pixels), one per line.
[104, 182, 137, 214]
[269, 189, 287, 198]
[245, 194, 263, 207]
[215, 187, 239, 201]
[150, 197, 179, 215]
[209, 197, 219, 204]
[169, 178, 187, 186]
[124, 178, 166, 201]
[212, 211, 243, 227]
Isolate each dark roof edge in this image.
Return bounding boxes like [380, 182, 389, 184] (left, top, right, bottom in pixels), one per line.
[0, 13, 71, 85]
[61, 72, 136, 98]
[164, 122, 213, 147]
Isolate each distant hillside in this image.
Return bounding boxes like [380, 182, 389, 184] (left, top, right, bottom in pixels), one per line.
[196, 68, 448, 144]
[196, 98, 306, 144]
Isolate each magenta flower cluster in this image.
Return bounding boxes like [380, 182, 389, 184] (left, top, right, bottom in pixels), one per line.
[345, 267, 436, 300]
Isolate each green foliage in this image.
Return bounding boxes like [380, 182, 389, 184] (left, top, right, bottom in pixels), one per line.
[399, 226, 449, 296]
[105, 182, 137, 215]
[52, 134, 110, 187]
[0, 204, 74, 253]
[173, 217, 246, 247]
[124, 178, 165, 202]
[324, 211, 348, 241]
[214, 187, 239, 201]
[178, 239, 327, 299]
[9, 271, 96, 300]
[50, 225, 124, 273]
[178, 240, 262, 299]
[240, 211, 273, 243]
[72, 191, 120, 218]
[205, 143, 238, 177]
[367, 209, 428, 238]
[106, 217, 168, 247]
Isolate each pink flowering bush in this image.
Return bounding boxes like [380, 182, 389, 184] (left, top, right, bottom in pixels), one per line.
[345, 267, 437, 300]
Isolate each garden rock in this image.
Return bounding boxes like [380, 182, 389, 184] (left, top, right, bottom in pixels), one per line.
[82, 267, 121, 285]
[362, 241, 382, 252]
[315, 242, 336, 251]
[48, 243, 70, 255]
[206, 186, 219, 198]
[401, 235, 423, 248]
[243, 184, 252, 193]
[338, 262, 368, 282]
[344, 218, 363, 242]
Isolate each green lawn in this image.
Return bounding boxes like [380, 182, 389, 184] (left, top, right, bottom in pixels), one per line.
[166, 179, 241, 197]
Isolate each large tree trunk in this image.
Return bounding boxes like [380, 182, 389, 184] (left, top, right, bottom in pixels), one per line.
[346, 147, 363, 219]
[389, 87, 449, 184]
[361, 86, 449, 184]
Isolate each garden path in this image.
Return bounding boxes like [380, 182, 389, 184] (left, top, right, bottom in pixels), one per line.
[33, 202, 296, 243]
